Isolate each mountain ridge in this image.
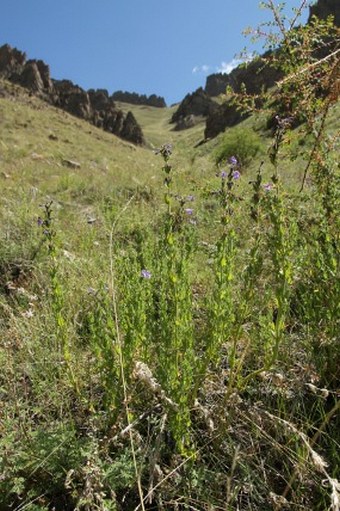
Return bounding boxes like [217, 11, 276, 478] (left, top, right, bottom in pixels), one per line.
[0, 0, 338, 146]
[0, 44, 145, 146]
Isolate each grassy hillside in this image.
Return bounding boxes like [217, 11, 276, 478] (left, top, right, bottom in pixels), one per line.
[0, 67, 339, 511]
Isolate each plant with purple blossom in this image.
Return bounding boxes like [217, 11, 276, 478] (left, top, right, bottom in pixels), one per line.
[153, 143, 198, 451]
[141, 269, 152, 279]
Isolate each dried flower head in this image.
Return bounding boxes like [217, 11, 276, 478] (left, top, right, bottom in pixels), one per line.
[155, 143, 173, 159]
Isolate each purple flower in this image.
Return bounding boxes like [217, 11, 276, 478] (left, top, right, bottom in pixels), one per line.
[263, 183, 273, 192]
[184, 208, 193, 215]
[141, 269, 152, 279]
[186, 195, 195, 202]
[37, 217, 44, 227]
[220, 170, 227, 179]
[232, 170, 241, 180]
[229, 156, 238, 165]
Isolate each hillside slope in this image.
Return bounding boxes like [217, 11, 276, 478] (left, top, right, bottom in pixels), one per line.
[0, 52, 339, 511]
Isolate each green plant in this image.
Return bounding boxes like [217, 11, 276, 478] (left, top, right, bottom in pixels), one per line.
[214, 127, 263, 168]
[150, 144, 197, 452]
[1, 2, 340, 509]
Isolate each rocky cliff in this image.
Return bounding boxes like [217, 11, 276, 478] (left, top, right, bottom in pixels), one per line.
[0, 44, 145, 145]
[111, 90, 166, 108]
[203, 55, 282, 139]
[170, 87, 219, 130]
[309, 0, 340, 27]
[205, 53, 282, 98]
[170, 49, 282, 135]
[203, 0, 340, 139]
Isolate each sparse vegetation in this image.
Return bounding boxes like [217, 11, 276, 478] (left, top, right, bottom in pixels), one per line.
[0, 2, 339, 510]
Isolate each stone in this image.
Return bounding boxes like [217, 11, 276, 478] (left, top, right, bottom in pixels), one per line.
[62, 159, 81, 169]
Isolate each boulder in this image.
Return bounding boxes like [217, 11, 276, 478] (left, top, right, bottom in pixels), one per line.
[62, 159, 81, 169]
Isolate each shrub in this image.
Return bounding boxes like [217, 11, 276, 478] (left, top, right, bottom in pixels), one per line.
[214, 127, 263, 168]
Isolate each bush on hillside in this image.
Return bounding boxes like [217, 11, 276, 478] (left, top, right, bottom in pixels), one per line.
[214, 127, 262, 168]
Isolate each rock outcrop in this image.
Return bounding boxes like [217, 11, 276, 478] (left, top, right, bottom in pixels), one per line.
[88, 88, 113, 111]
[205, 54, 283, 98]
[111, 90, 166, 108]
[0, 45, 54, 96]
[0, 44, 145, 145]
[53, 80, 92, 120]
[204, 102, 249, 140]
[173, 114, 198, 131]
[120, 111, 144, 145]
[0, 44, 26, 78]
[17, 60, 46, 92]
[309, 0, 340, 27]
[203, 0, 339, 140]
[170, 87, 219, 130]
[203, 56, 282, 139]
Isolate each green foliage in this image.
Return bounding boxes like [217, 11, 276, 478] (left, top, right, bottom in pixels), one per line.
[0, 423, 82, 509]
[0, 2, 339, 509]
[214, 127, 263, 168]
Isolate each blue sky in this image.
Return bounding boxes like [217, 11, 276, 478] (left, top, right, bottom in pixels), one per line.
[1, 1, 309, 105]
